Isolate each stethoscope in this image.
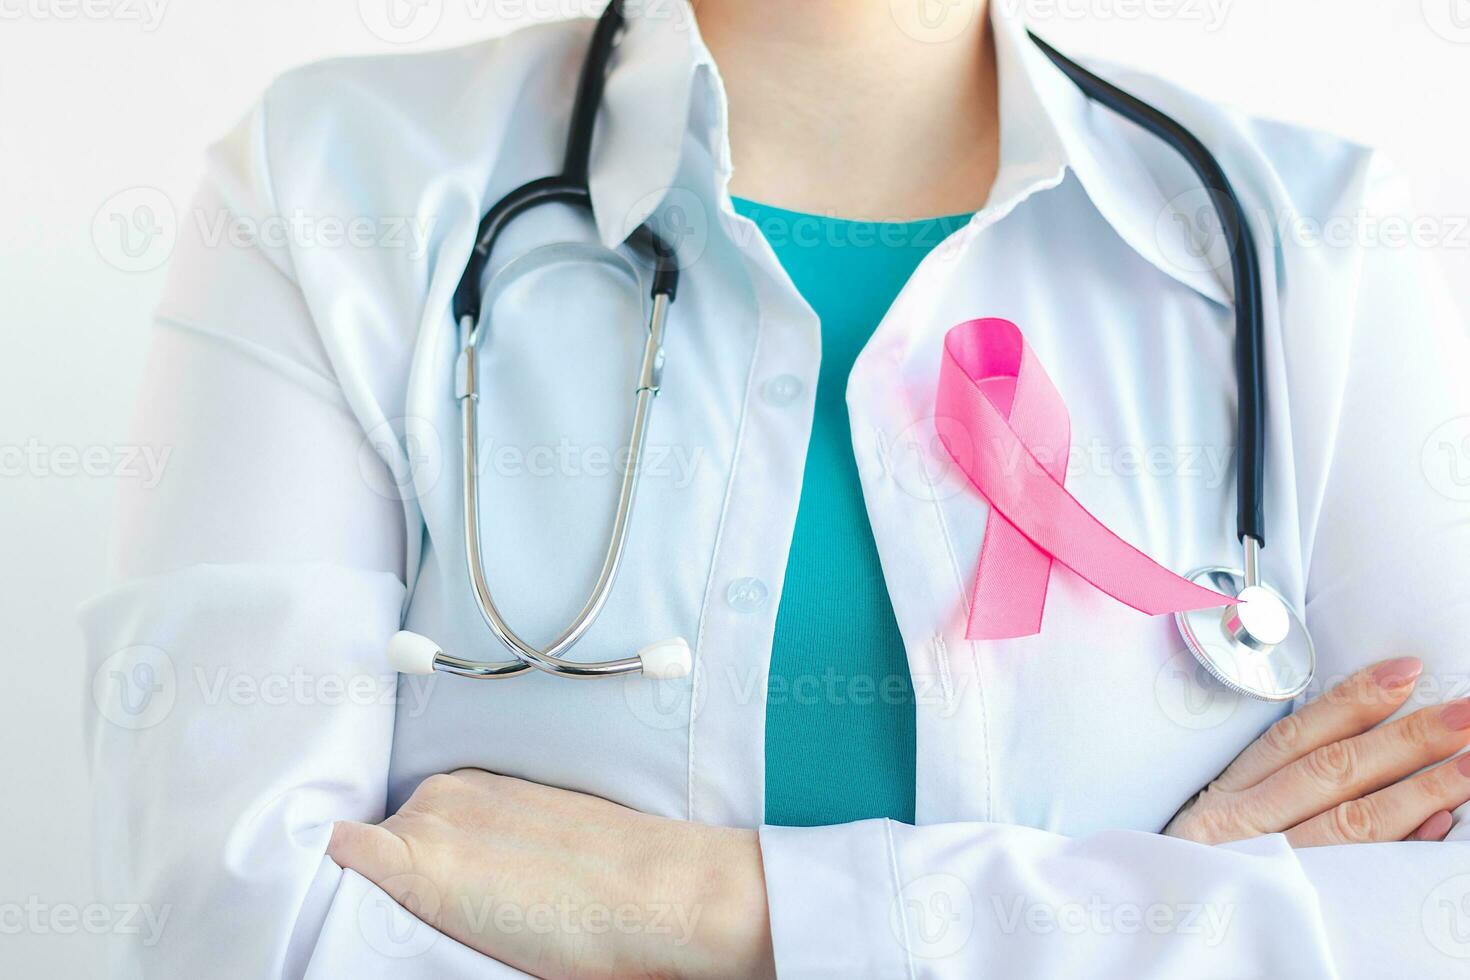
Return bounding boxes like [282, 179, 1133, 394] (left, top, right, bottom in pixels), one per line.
[387, 0, 1316, 702]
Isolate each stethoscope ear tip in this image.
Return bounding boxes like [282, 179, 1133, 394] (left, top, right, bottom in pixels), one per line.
[637, 637, 692, 680]
[388, 631, 442, 675]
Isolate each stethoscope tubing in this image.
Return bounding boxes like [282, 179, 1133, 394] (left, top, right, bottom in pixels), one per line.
[1028, 31, 1267, 548]
[403, 0, 1288, 691]
[433, 0, 681, 679]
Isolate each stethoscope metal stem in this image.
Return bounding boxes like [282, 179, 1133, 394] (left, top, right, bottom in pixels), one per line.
[454, 296, 671, 678]
[1242, 535, 1261, 589]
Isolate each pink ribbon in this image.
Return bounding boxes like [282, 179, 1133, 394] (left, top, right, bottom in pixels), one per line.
[935, 318, 1232, 640]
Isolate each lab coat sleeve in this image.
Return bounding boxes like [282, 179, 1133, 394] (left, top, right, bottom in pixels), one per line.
[760, 822, 1339, 976]
[1279, 149, 1470, 972]
[757, 153, 1470, 979]
[79, 102, 527, 978]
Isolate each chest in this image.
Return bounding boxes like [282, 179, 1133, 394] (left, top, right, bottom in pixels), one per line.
[385, 181, 1300, 834]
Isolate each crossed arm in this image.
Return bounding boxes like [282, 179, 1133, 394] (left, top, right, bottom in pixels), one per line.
[325, 657, 1470, 978]
[93, 105, 1470, 978]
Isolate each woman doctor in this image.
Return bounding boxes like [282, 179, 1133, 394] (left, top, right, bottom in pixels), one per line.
[84, 0, 1470, 977]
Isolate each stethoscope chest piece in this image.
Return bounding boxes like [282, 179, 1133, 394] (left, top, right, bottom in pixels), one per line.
[1175, 567, 1315, 702]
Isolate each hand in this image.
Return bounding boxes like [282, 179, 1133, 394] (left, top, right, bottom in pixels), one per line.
[1165, 657, 1470, 847]
[328, 769, 776, 980]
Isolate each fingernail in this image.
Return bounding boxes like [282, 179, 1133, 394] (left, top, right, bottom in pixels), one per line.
[1458, 754, 1470, 778]
[1410, 811, 1454, 841]
[1372, 657, 1422, 689]
[1443, 700, 1470, 732]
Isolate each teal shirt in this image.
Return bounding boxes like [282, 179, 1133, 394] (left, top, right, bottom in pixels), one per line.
[734, 199, 975, 827]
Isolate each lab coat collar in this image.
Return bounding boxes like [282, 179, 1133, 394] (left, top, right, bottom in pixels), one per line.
[989, 7, 1233, 305]
[586, 0, 708, 251]
[590, 0, 1232, 308]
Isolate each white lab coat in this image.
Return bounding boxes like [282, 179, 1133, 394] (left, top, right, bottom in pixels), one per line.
[81, 2, 1470, 977]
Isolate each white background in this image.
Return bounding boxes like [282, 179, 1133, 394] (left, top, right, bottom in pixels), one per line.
[1, 0, 1467, 974]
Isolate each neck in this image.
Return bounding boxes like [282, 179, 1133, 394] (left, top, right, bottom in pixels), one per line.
[693, 0, 998, 220]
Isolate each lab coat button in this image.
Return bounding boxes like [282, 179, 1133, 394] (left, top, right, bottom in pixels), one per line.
[762, 374, 804, 406]
[726, 577, 769, 612]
